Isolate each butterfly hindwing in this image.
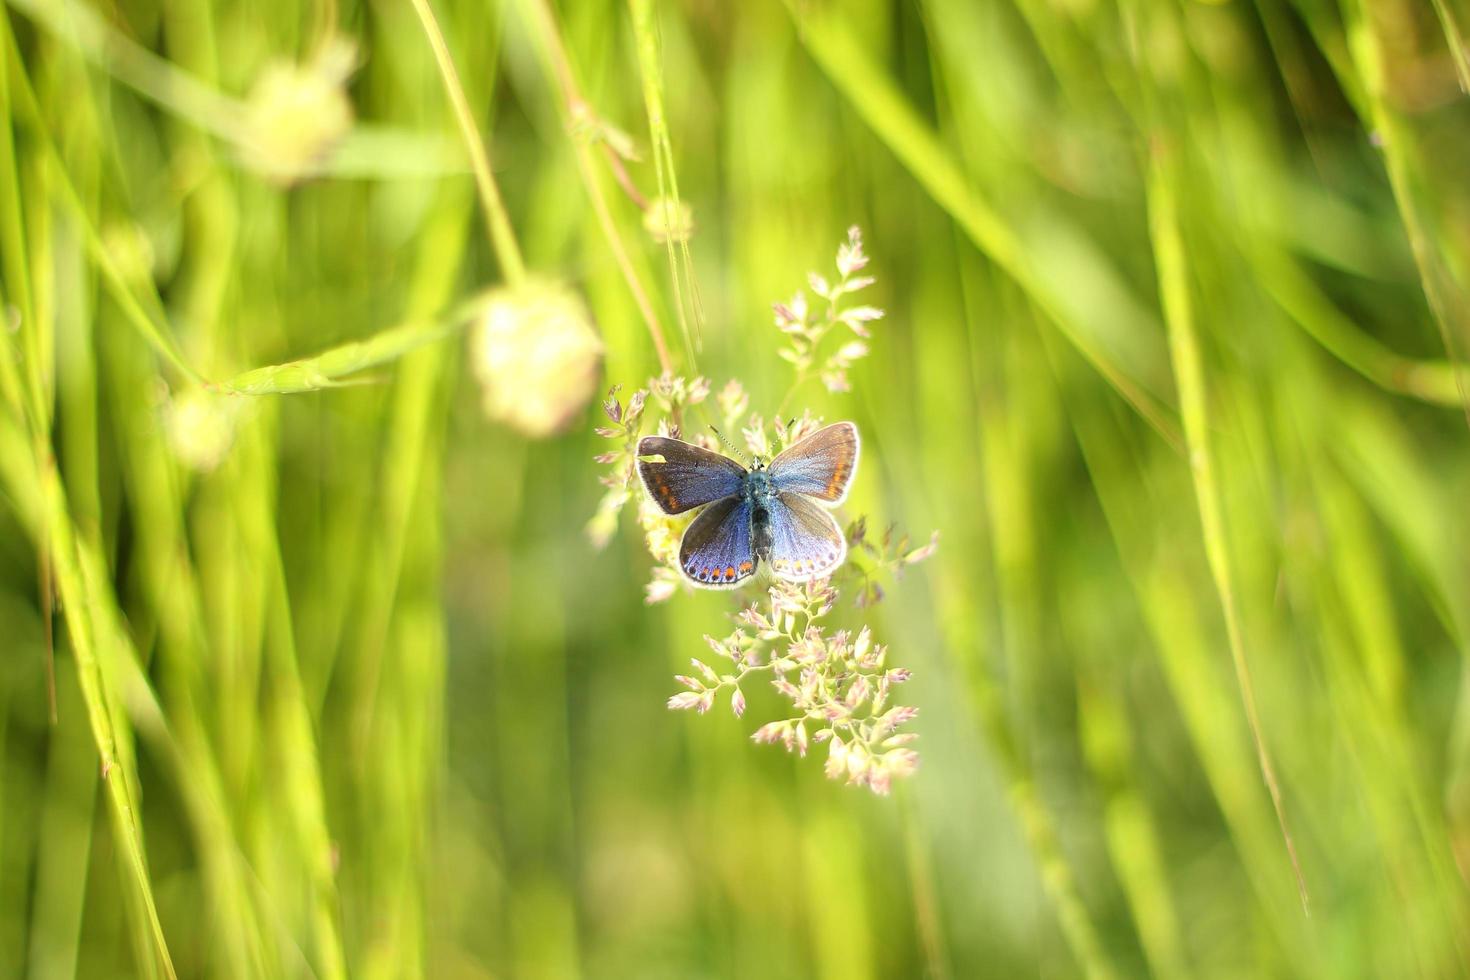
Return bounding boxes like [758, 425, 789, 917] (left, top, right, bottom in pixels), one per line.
[762, 492, 847, 582]
[638, 436, 746, 515]
[768, 422, 859, 504]
[679, 496, 759, 588]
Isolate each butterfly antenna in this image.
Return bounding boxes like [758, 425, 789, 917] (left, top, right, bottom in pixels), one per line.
[709, 425, 750, 466]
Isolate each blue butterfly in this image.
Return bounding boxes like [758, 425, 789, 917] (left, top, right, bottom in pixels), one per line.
[637, 421, 859, 588]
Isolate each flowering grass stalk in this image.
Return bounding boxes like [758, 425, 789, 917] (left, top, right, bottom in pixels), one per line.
[591, 228, 934, 794]
[775, 226, 884, 407]
[669, 579, 920, 795]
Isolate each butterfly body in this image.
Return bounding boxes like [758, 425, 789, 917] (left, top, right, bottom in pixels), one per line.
[638, 422, 859, 588]
[744, 469, 777, 559]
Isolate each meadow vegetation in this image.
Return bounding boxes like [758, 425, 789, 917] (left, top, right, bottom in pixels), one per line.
[1, 0, 1469, 976]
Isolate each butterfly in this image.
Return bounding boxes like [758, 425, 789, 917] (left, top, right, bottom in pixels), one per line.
[637, 421, 859, 588]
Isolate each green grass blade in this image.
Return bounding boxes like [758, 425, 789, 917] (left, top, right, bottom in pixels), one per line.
[217, 291, 492, 395]
[1147, 150, 1309, 914]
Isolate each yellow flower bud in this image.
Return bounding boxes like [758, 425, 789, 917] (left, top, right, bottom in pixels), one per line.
[470, 282, 605, 438]
[243, 37, 356, 183]
[163, 389, 237, 472]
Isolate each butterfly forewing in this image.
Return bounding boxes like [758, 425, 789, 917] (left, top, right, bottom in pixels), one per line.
[768, 422, 859, 503]
[763, 493, 847, 582]
[637, 436, 745, 515]
[680, 496, 759, 588]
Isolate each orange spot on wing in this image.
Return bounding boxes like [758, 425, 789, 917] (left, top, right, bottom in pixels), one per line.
[826, 462, 848, 496]
[724, 566, 736, 580]
[738, 561, 754, 573]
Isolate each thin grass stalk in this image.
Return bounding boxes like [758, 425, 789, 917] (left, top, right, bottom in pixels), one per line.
[1426, 0, 1470, 93]
[1341, 0, 1470, 427]
[628, 0, 702, 366]
[407, 0, 525, 286]
[35, 452, 178, 977]
[520, 0, 675, 375]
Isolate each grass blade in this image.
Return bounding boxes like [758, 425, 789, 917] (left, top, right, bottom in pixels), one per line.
[1147, 149, 1309, 914]
[216, 292, 492, 395]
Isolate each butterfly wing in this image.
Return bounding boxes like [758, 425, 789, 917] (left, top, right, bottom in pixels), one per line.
[679, 496, 759, 588]
[767, 422, 859, 504]
[638, 436, 745, 515]
[762, 493, 848, 581]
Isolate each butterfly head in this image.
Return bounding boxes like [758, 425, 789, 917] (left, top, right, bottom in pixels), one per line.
[744, 467, 775, 497]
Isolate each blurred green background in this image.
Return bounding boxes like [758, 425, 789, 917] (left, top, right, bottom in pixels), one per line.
[2, 0, 1470, 976]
